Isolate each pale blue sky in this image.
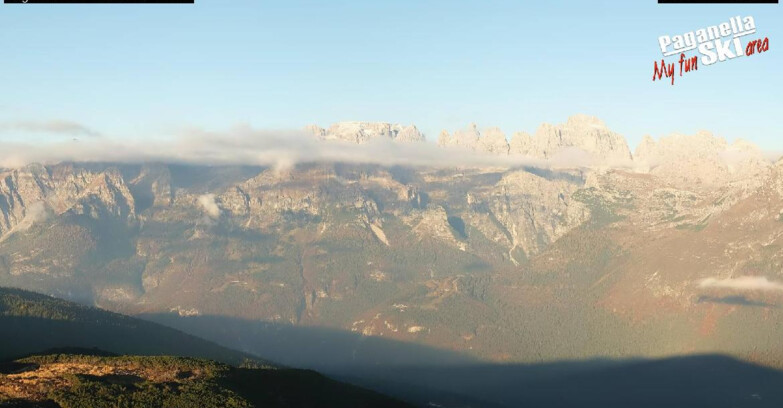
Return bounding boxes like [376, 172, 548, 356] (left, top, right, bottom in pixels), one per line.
[0, 0, 781, 150]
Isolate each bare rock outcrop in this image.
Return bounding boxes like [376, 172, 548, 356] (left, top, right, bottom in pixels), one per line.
[439, 115, 631, 165]
[307, 122, 425, 144]
[634, 131, 770, 188]
[510, 115, 632, 163]
[466, 169, 589, 261]
[129, 163, 173, 209]
[0, 164, 136, 239]
[438, 124, 509, 154]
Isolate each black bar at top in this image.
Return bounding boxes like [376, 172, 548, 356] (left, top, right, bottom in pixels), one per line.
[659, 0, 777, 3]
[5, 0, 193, 3]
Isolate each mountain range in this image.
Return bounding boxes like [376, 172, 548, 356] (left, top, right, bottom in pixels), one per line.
[1, 115, 782, 374]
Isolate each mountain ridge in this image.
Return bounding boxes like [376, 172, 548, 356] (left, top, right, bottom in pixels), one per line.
[306, 115, 769, 172]
[1, 115, 782, 374]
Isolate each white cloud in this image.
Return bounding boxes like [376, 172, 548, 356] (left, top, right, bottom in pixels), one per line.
[699, 276, 783, 291]
[9, 122, 772, 175]
[0, 202, 52, 243]
[0, 123, 615, 171]
[19, 202, 51, 230]
[197, 194, 221, 219]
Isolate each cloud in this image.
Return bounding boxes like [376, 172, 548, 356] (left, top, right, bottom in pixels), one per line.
[0, 120, 101, 138]
[7, 122, 776, 176]
[0, 123, 622, 173]
[19, 202, 51, 229]
[547, 147, 596, 169]
[699, 276, 783, 291]
[197, 194, 221, 219]
[0, 202, 52, 243]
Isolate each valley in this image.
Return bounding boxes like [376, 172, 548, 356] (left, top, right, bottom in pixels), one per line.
[0, 117, 780, 370]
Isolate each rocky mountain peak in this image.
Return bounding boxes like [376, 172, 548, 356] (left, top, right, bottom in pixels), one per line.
[438, 115, 631, 164]
[635, 135, 656, 159]
[509, 131, 533, 156]
[396, 125, 425, 143]
[481, 127, 510, 154]
[0, 164, 138, 239]
[451, 123, 481, 147]
[437, 124, 508, 154]
[521, 115, 632, 162]
[633, 131, 769, 188]
[307, 122, 425, 144]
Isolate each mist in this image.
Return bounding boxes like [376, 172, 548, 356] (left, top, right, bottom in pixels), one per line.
[197, 194, 222, 219]
[0, 121, 775, 175]
[699, 276, 783, 291]
[0, 123, 624, 171]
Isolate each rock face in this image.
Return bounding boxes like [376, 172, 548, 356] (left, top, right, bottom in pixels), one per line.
[129, 163, 173, 210]
[634, 131, 770, 188]
[438, 123, 479, 149]
[467, 169, 588, 261]
[480, 127, 510, 154]
[437, 124, 510, 154]
[509, 115, 632, 163]
[0, 164, 49, 237]
[0, 164, 136, 237]
[307, 122, 425, 144]
[438, 115, 631, 164]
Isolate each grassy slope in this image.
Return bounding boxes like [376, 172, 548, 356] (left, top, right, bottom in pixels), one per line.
[0, 354, 412, 408]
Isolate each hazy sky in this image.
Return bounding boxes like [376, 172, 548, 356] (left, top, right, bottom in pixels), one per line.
[0, 0, 781, 150]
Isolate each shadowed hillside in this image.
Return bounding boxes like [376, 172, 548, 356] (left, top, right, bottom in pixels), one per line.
[0, 287, 260, 365]
[344, 356, 783, 408]
[141, 313, 783, 408]
[141, 313, 477, 369]
[0, 288, 416, 408]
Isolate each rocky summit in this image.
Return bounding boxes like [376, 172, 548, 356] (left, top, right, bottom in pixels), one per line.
[1, 116, 782, 372]
[307, 122, 425, 144]
[436, 115, 632, 164]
